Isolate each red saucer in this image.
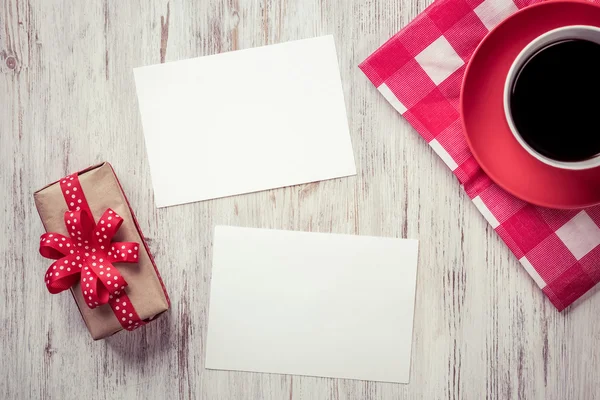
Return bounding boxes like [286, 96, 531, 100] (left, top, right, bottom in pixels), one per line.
[461, 0, 600, 209]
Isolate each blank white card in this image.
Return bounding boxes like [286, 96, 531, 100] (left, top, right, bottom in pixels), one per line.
[134, 35, 356, 207]
[206, 226, 420, 383]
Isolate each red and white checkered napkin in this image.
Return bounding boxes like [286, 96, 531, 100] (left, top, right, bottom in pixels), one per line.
[360, 0, 600, 310]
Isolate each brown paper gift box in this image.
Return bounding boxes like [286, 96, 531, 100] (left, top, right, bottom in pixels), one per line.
[34, 162, 169, 339]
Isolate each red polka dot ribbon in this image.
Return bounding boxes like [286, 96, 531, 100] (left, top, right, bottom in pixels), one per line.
[39, 173, 146, 332]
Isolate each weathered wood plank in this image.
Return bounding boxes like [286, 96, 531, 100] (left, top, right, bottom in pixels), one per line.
[3, 0, 600, 399]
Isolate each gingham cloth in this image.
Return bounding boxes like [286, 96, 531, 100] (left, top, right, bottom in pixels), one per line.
[360, 0, 600, 310]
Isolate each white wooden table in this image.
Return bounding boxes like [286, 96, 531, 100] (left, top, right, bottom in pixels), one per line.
[3, 0, 600, 398]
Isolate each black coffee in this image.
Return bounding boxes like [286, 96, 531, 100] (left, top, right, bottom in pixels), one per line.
[510, 39, 600, 162]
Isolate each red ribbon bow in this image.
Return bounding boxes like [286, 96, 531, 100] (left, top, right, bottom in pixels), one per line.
[40, 208, 139, 308]
[38, 173, 146, 331]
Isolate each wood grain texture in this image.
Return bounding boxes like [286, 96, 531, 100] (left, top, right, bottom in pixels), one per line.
[2, 0, 600, 398]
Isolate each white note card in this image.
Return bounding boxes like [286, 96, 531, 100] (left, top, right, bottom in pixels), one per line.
[206, 226, 420, 383]
[133, 35, 356, 207]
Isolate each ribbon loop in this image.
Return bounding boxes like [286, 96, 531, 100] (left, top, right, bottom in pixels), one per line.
[88, 259, 128, 295]
[63, 209, 95, 243]
[44, 254, 81, 294]
[39, 233, 76, 260]
[109, 242, 139, 263]
[80, 261, 110, 308]
[91, 209, 123, 246]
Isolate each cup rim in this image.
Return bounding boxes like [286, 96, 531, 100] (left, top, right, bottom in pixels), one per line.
[503, 24, 600, 170]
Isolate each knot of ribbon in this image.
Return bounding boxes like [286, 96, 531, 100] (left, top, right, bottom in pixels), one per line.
[38, 173, 146, 331]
